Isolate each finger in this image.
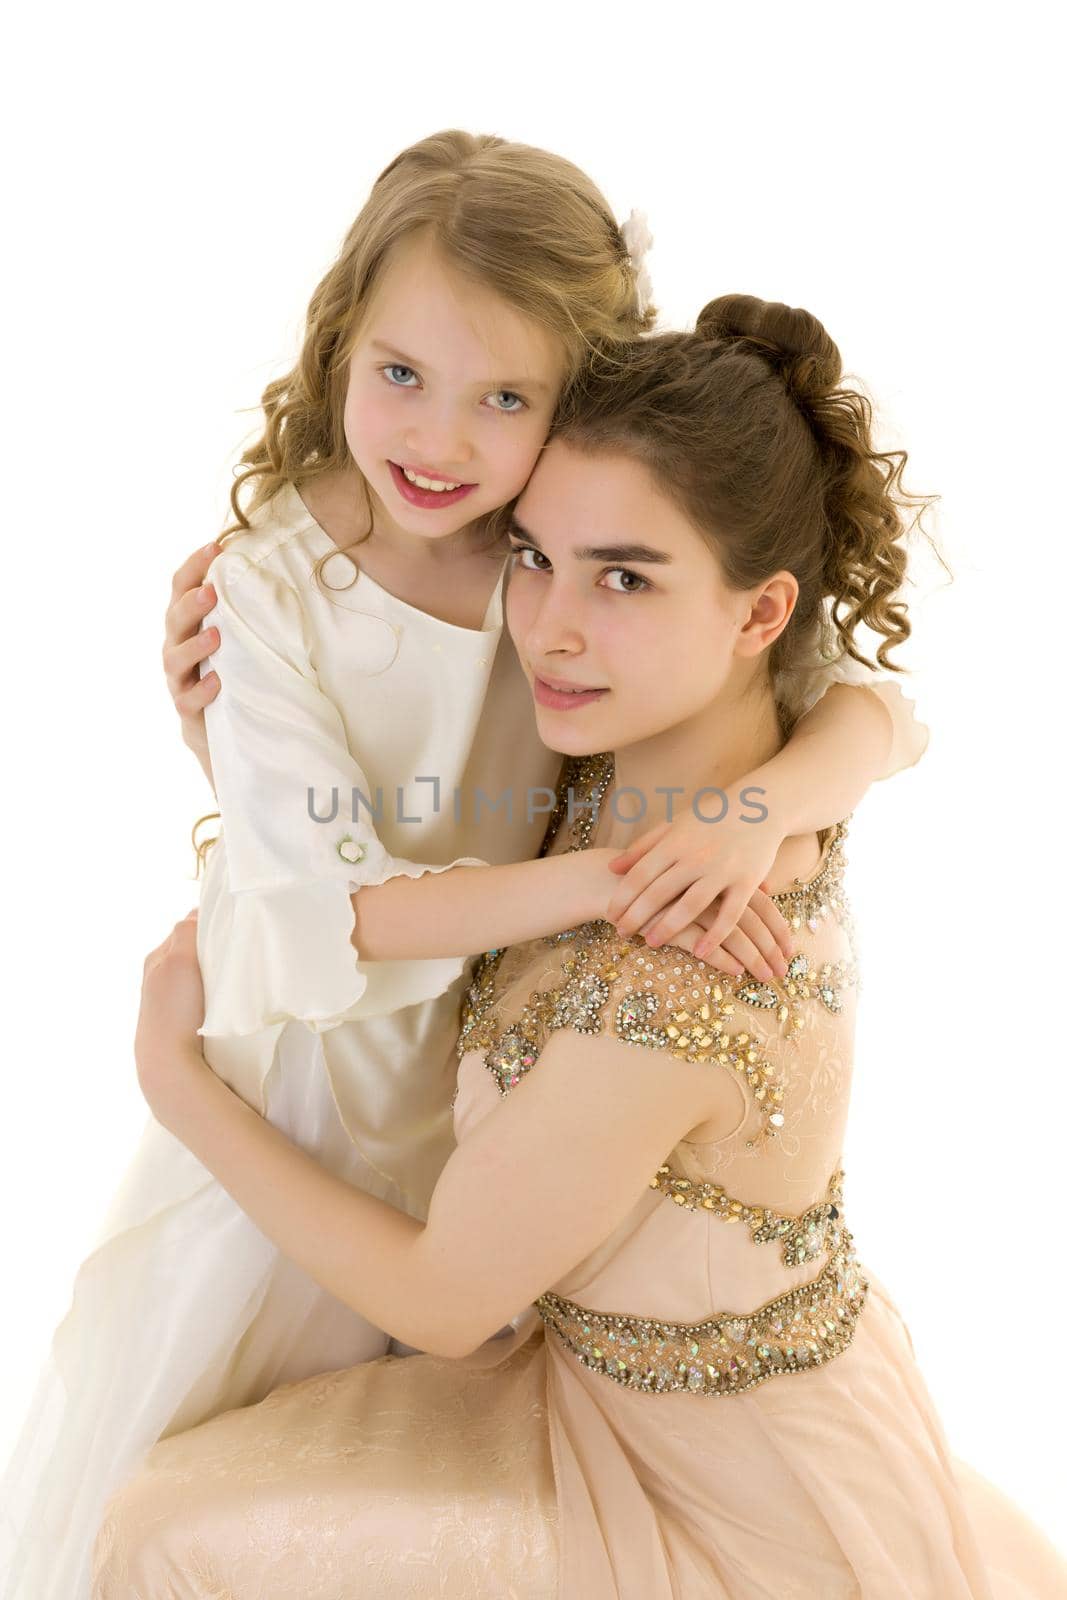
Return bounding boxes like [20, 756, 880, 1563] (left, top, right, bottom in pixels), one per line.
[639, 879, 726, 949]
[173, 674, 220, 717]
[689, 888, 750, 960]
[605, 842, 683, 928]
[614, 864, 697, 934]
[169, 543, 222, 606]
[164, 580, 218, 652]
[732, 905, 788, 978]
[710, 925, 778, 981]
[663, 923, 745, 971]
[675, 930, 745, 976]
[606, 819, 671, 875]
[162, 627, 220, 697]
[754, 885, 796, 960]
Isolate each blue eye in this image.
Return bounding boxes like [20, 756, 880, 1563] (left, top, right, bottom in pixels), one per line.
[488, 392, 526, 414]
[380, 365, 527, 415]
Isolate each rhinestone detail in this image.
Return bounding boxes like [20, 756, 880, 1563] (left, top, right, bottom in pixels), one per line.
[536, 1232, 867, 1397]
[650, 1165, 847, 1269]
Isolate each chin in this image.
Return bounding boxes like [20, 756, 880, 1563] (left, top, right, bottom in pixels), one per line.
[533, 712, 605, 759]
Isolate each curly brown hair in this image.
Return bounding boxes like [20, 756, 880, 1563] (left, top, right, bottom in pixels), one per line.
[552, 292, 949, 730]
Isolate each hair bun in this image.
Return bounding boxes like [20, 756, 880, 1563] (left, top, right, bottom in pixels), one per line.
[695, 294, 842, 393]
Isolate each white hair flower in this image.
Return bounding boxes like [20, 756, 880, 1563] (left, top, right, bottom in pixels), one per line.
[620, 207, 655, 320]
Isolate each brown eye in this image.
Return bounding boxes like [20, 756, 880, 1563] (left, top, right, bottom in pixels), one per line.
[509, 545, 549, 572]
[602, 568, 650, 594]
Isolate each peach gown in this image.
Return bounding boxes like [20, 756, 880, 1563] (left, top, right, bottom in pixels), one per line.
[90, 756, 1066, 1599]
[0, 483, 923, 1600]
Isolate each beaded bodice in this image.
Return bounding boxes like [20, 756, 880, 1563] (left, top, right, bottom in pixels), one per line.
[455, 754, 869, 1397]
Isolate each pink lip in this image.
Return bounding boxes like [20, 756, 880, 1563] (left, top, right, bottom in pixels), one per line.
[388, 460, 478, 510]
[394, 460, 473, 485]
[533, 674, 608, 711]
[537, 672, 598, 692]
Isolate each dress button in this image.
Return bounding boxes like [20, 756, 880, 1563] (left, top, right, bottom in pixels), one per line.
[337, 836, 365, 864]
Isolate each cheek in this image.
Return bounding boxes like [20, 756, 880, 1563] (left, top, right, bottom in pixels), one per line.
[490, 417, 550, 487]
[594, 603, 657, 666]
[343, 386, 378, 450]
[504, 575, 535, 646]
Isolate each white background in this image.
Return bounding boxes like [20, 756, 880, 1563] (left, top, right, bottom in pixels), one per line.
[3, 0, 1064, 1547]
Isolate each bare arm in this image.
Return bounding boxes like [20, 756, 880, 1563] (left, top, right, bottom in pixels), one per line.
[349, 846, 621, 962]
[147, 980, 725, 1359]
[603, 677, 928, 957]
[750, 679, 925, 836]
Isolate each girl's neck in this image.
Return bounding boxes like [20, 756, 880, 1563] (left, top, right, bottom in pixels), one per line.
[299, 468, 507, 632]
[596, 682, 784, 853]
[303, 465, 494, 566]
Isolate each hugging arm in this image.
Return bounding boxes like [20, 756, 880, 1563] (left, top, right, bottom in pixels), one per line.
[605, 661, 929, 958]
[163, 995, 729, 1358]
[755, 665, 929, 835]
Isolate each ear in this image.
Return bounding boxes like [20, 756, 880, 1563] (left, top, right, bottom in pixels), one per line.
[737, 571, 798, 659]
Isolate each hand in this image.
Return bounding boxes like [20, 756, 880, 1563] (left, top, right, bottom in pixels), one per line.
[638, 889, 795, 980]
[603, 801, 795, 978]
[163, 543, 223, 781]
[135, 909, 211, 1128]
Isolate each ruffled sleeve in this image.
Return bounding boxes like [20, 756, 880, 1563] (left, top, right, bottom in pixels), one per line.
[195, 548, 487, 1039]
[775, 623, 930, 780]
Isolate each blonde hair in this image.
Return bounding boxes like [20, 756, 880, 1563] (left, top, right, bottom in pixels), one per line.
[218, 129, 655, 573]
[194, 130, 655, 876]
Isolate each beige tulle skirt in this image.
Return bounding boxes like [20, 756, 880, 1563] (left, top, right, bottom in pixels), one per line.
[91, 1275, 1066, 1600]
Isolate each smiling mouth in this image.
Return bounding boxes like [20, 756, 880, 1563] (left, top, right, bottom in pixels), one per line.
[533, 674, 609, 708]
[393, 461, 473, 491]
[538, 676, 601, 693]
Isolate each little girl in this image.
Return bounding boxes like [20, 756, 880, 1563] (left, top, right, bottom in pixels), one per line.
[0, 131, 926, 1600]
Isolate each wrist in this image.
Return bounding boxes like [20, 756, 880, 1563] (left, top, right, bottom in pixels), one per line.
[576, 846, 625, 925]
[136, 1042, 214, 1137]
[727, 768, 793, 842]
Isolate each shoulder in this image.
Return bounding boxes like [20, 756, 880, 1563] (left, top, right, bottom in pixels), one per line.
[519, 922, 851, 1149]
[204, 510, 315, 671]
[209, 482, 326, 598]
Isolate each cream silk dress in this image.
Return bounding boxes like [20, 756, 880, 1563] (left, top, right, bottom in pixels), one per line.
[1, 486, 927, 1600]
[89, 756, 1067, 1598]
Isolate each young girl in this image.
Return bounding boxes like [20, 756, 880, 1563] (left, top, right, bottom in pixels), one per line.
[0, 133, 924, 1600]
[94, 297, 1066, 1597]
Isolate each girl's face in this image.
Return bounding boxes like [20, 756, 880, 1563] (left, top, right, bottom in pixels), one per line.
[343, 231, 569, 542]
[505, 438, 794, 757]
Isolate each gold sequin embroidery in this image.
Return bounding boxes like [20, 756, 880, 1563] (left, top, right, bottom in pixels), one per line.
[461, 928, 791, 1148]
[454, 752, 858, 1143]
[536, 1229, 868, 1396]
[734, 954, 858, 1044]
[650, 1166, 847, 1269]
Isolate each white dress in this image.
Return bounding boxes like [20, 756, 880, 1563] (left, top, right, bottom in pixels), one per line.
[0, 484, 928, 1600]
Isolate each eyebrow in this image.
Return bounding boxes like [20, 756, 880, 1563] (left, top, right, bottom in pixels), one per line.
[507, 514, 674, 566]
[370, 340, 554, 396]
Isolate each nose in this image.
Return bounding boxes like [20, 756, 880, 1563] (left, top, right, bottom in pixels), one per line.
[523, 573, 586, 659]
[405, 402, 473, 474]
